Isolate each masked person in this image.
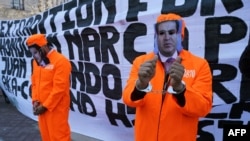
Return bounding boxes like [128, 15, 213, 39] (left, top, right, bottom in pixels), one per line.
[122, 13, 213, 141]
[26, 34, 71, 141]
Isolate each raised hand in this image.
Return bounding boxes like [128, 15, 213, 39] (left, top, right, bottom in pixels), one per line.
[136, 55, 158, 89]
[169, 56, 185, 91]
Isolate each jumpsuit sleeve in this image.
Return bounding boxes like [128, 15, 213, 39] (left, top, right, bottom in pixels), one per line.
[122, 54, 154, 107]
[179, 59, 213, 117]
[31, 60, 39, 103]
[131, 87, 147, 101]
[42, 57, 71, 111]
[172, 89, 186, 107]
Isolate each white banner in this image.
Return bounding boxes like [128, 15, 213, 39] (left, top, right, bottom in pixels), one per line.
[0, 0, 250, 140]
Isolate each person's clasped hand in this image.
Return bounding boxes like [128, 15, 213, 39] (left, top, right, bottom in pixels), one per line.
[33, 101, 40, 115]
[136, 55, 158, 89]
[169, 56, 185, 92]
[33, 101, 47, 115]
[35, 105, 47, 115]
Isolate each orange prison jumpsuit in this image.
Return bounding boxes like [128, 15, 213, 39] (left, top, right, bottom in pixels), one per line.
[31, 49, 71, 141]
[123, 50, 213, 141]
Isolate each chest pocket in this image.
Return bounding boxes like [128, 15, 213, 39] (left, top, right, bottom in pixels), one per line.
[40, 65, 55, 82]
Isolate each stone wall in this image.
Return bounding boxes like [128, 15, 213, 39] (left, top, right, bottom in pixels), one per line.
[0, 0, 70, 20]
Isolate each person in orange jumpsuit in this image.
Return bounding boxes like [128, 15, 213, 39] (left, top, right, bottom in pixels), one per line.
[26, 34, 72, 141]
[122, 13, 213, 141]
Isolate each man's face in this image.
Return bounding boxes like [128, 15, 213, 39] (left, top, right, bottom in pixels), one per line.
[157, 21, 178, 57]
[29, 47, 42, 64]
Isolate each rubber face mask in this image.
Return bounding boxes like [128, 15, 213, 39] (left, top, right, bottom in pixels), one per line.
[29, 44, 50, 67]
[154, 20, 183, 55]
[38, 48, 50, 67]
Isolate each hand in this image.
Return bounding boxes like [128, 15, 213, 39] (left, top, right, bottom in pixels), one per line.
[33, 105, 47, 115]
[137, 55, 158, 89]
[169, 56, 185, 91]
[33, 101, 40, 115]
